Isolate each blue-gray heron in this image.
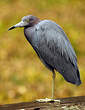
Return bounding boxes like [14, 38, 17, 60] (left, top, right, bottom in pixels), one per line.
[8, 15, 81, 100]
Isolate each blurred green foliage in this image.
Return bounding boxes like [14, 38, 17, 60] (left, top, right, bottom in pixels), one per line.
[0, 0, 85, 104]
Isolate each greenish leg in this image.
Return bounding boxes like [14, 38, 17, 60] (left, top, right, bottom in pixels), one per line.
[52, 70, 56, 99]
[36, 70, 60, 103]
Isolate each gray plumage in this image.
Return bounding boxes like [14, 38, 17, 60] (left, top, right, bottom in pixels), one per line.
[8, 15, 81, 87]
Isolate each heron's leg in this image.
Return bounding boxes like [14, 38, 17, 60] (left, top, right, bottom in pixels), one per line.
[36, 70, 60, 103]
[52, 70, 56, 99]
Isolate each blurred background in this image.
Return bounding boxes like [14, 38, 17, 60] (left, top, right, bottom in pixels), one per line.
[0, 0, 85, 104]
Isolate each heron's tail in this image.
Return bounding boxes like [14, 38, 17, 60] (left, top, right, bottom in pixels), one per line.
[62, 67, 81, 86]
[75, 69, 81, 86]
[56, 62, 81, 86]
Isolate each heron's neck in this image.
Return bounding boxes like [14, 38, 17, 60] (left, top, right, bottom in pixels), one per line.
[24, 27, 34, 44]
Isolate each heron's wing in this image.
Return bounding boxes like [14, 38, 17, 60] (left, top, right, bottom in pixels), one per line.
[35, 20, 77, 67]
[33, 20, 81, 85]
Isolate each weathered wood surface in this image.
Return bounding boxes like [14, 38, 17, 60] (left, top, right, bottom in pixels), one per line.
[0, 96, 85, 110]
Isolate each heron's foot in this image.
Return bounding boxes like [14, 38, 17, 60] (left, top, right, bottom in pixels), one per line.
[36, 98, 60, 103]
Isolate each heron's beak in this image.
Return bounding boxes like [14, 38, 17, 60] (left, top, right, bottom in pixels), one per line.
[8, 21, 28, 31]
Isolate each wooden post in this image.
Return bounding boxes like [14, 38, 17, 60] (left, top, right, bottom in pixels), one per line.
[0, 96, 85, 110]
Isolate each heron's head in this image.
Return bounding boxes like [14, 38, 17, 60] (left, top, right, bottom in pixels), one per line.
[8, 15, 40, 30]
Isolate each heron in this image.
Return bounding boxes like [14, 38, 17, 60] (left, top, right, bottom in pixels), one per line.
[8, 15, 81, 101]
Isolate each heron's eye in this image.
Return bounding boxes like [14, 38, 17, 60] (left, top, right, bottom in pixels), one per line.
[22, 17, 29, 23]
[24, 19, 29, 23]
[29, 18, 33, 21]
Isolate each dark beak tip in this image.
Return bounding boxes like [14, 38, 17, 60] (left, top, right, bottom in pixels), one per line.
[8, 26, 15, 31]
